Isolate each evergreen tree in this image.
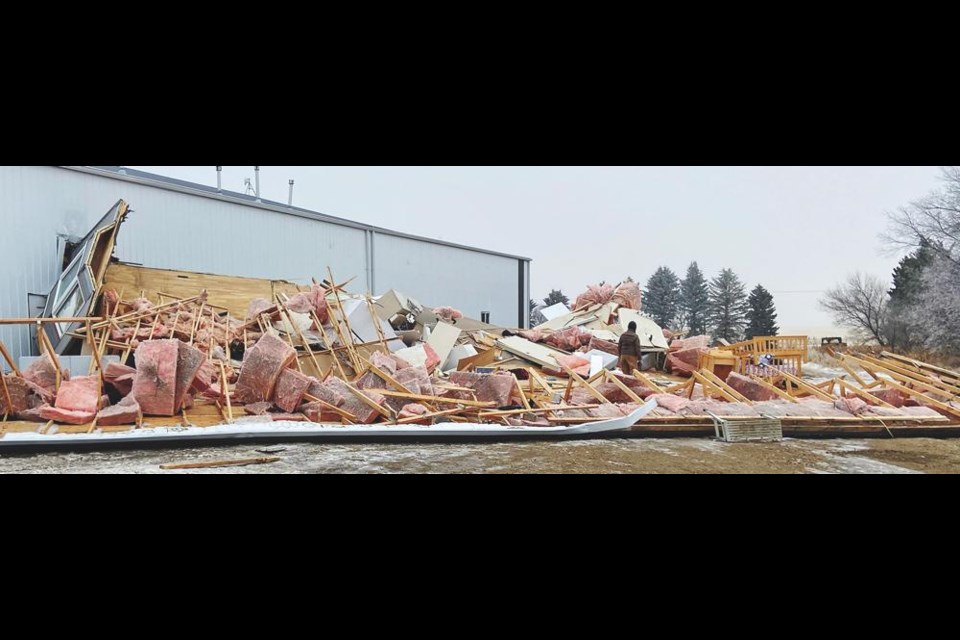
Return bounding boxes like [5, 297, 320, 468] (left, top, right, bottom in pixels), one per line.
[643, 266, 681, 329]
[886, 240, 935, 349]
[679, 261, 709, 335]
[746, 284, 779, 339]
[889, 239, 934, 307]
[708, 268, 749, 342]
[543, 289, 569, 307]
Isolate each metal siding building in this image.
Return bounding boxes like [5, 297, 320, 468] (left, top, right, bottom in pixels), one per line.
[0, 165, 530, 366]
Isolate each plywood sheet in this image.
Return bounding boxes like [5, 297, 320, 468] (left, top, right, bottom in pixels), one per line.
[103, 263, 305, 319]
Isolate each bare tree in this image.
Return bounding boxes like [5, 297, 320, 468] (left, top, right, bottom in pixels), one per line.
[883, 166, 960, 267]
[819, 273, 890, 345]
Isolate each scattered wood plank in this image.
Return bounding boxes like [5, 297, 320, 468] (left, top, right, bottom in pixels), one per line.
[302, 393, 357, 423]
[160, 457, 281, 470]
[746, 374, 799, 403]
[836, 379, 896, 408]
[602, 371, 644, 403]
[376, 389, 496, 408]
[774, 369, 835, 402]
[843, 354, 958, 402]
[698, 369, 751, 403]
[0, 340, 21, 376]
[691, 370, 742, 403]
[559, 364, 611, 404]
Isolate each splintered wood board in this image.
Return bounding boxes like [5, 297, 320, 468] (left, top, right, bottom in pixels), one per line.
[103, 263, 307, 318]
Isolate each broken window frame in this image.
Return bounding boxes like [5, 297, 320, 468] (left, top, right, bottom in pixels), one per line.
[41, 200, 130, 353]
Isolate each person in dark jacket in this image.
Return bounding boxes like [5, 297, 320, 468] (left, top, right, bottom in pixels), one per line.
[618, 321, 643, 376]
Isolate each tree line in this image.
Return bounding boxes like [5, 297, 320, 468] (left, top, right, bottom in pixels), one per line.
[820, 167, 960, 356]
[532, 264, 779, 343]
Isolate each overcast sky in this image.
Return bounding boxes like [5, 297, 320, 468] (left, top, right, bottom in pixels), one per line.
[130, 166, 943, 335]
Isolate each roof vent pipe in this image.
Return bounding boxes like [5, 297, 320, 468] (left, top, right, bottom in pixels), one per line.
[288, 180, 295, 207]
[254, 166, 261, 202]
[216, 166, 222, 192]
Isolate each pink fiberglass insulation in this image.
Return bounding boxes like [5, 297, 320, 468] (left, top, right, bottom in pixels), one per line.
[274, 368, 312, 413]
[234, 333, 296, 404]
[132, 339, 179, 416]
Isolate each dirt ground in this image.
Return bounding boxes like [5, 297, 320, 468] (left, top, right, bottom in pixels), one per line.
[2, 436, 960, 474]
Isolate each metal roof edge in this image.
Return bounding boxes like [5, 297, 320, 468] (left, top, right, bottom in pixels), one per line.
[55, 166, 532, 262]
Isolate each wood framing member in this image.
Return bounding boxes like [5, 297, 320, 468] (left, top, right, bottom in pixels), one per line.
[880, 351, 960, 384]
[218, 360, 233, 422]
[836, 379, 895, 408]
[664, 379, 693, 395]
[0, 371, 12, 419]
[746, 374, 799, 403]
[629, 371, 663, 393]
[774, 369, 835, 402]
[835, 357, 869, 387]
[876, 378, 960, 420]
[697, 369, 751, 403]
[342, 372, 394, 420]
[559, 364, 612, 404]
[602, 371, 644, 403]
[842, 354, 958, 402]
[376, 389, 496, 408]
[302, 393, 357, 423]
[691, 370, 742, 403]
[856, 353, 960, 397]
[0, 341, 20, 376]
[395, 408, 466, 425]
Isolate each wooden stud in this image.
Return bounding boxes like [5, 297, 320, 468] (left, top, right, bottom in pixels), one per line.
[836, 379, 896, 408]
[376, 389, 496, 408]
[479, 405, 602, 418]
[857, 353, 960, 396]
[774, 369, 835, 402]
[514, 375, 532, 410]
[0, 340, 21, 377]
[85, 321, 105, 384]
[602, 371, 644, 403]
[835, 357, 869, 387]
[160, 457, 280, 471]
[365, 294, 387, 347]
[302, 393, 358, 423]
[559, 364, 611, 404]
[843, 354, 957, 402]
[343, 381, 394, 421]
[218, 360, 233, 423]
[326, 267, 361, 373]
[630, 371, 664, 393]
[36, 323, 62, 394]
[746, 374, 799, 403]
[696, 369, 751, 403]
[276, 296, 322, 375]
[309, 309, 345, 380]
[395, 407, 467, 425]
[0, 317, 104, 326]
[0, 371, 13, 419]
[663, 379, 693, 395]
[880, 351, 960, 383]
[875, 377, 960, 420]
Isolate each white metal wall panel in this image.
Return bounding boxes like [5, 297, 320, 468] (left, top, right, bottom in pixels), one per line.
[1, 166, 529, 367]
[373, 233, 520, 327]
[0, 166, 364, 364]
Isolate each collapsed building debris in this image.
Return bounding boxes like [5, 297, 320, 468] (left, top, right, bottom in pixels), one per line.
[2, 199, 959, 442]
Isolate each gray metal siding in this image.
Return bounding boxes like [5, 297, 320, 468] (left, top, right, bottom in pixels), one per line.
[1, 166, 529, 366]
[374, 233, 520, 327]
